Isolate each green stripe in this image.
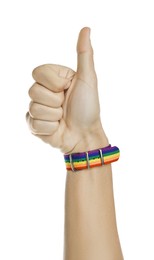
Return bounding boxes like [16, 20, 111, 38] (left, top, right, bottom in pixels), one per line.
[65, 159, 70, 163]
[70, 158, 87, 162]
[103, 151, 119, 157]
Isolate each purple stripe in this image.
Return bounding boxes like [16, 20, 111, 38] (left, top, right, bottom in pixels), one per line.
[64, 145, 120, 161]
[64, 145, 113, 160]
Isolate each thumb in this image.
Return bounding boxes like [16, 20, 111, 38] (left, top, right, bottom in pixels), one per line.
[77, 27, 96, 83]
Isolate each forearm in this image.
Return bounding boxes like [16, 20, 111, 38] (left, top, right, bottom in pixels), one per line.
[64, 138, 123, 260]
[26, 27, 124, 260]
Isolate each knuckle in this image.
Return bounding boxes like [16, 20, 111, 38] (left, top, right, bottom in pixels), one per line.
[32, 69, 38, 80]
[31, 118, 39, 133]
[32, 64, 46, 80]
[28, 85, 35, 99]
[28, 83, 38, 99]
[32, 67, 39, 79]
[32, 120, 38, 131]
[29, 102, 38, 118]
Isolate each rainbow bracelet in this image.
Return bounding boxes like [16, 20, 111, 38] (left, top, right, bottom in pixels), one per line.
[64, 145, 120, 172]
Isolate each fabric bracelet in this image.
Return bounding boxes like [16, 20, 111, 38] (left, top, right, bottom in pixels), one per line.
[64, 144, 120, 172]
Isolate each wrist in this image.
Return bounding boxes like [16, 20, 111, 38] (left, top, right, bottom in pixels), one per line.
[65, 128, 109, 155]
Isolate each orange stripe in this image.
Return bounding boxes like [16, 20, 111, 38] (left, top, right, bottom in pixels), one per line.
[104, 158, 119, 164]
[104, 156, 119, 163]
[90, 163, 102, 168]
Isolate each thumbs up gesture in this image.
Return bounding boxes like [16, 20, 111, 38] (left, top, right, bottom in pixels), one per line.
[27, 28, 109, 154]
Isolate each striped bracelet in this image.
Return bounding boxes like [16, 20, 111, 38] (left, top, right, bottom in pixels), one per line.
[64, 145, 120, 172]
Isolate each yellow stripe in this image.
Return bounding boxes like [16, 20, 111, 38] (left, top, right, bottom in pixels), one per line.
[66, 162, 71, 166]
[90, 158, 101, 163]
[66, 161, 87, 166]
[104, 153, 120, 161]
[104, 156, 119, 163]
[74, 162, 87, 167]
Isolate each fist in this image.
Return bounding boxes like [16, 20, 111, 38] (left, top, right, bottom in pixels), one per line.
[26, 28, 108, 154]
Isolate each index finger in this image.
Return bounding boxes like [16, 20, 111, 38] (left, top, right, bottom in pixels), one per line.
[32, 64, 75, 93]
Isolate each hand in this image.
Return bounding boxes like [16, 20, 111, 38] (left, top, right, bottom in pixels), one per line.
[26, 27, 109, 154]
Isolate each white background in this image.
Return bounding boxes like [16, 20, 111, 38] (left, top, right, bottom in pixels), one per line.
[0, 0, 154, 259]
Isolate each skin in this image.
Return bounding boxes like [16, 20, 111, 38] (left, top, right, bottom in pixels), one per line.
[27, 27, 124, 260]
